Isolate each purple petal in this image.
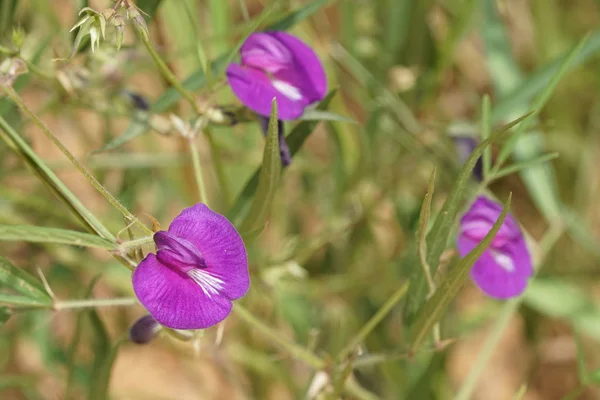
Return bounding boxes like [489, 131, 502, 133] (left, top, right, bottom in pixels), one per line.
[460, 196, 521, 246]
[226, 63, 306, 120]
[154, 231, 206, 269]
[458, 236, 532, 299]
[132, 254, 232, 329]
[269, 32, 327, 104]
[241, 33, 293, 74]
[166, 204, 249, 300]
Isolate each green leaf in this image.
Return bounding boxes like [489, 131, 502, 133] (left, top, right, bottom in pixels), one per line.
[493, 30, 600, 123]
[404, 112, 531, 325]
[0, 293, 50, 307]
[0, 116, 114, 239]
[0, 225, 116, 249]
[266, 0, 331, 31]
[0, 257, 51, 305]
[408, 194, 512, 352]
[239, 99, 282, 236]
[227, 90, 337, 225]
[299, 109, 356, 124]
[416, 167, 436, 290]
[136, 0, 165, 20]
[0, 307, 11, 326]
[490, 152, 559, 182]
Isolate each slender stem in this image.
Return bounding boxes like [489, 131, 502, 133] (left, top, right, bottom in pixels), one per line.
[0, 115, 113, 240]
[139, 35, 201, 114]
[119, 235, 155, 249]
[233, 304, 326, 370]
[205, 128, 231, 207]
[0, 85, 152, 236]
[54, 297, 138, 310]
[338, 282, 409, 360]
[188, 137, 209, 205]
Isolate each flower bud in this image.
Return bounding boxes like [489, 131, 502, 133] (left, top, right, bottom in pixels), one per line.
[129, 314, 161, 344]
[127, 7, 149, 42]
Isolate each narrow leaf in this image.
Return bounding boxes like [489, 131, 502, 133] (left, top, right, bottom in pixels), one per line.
[266, 0, 331, 31]
[0, 307, 11, 326]
[416, 167, 436, 292]
[0, 225, 116, 249]
[409, 194, 512, 352]
[0, 257, 52, 304]
[299, 109, 356, 123]
[227, 90, 337, 225]
[136, 0, 164, 20]
[490, 153, 559, 182]
[404, 113, 530, 325]
[495, 34, 589, 166]
[493, 30, 600, 123]
[0, 115, 114, 239]
[0, 293, 51, 307]
[240, 99, 281, 235]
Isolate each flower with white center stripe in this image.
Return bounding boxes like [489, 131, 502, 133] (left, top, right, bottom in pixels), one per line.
[132, 204, 249, 330]
[457, 196, 533, 299]
[225, 31, 327, 120]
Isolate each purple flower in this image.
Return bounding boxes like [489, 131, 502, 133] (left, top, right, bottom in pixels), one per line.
[457, 197, 533, 299]
[132, 204, 249, 330]
[226, 31, 327, 120]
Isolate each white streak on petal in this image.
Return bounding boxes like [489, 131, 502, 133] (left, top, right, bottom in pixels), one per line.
[187, 269, 225, 298]
[273, 80, 303, 101]
[491, 250, 515, 273]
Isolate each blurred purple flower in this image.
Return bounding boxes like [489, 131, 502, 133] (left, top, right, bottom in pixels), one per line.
[457, 196, 532, 299]
[226, 31, 327, 120]
[132, 204, 249, 330]
[257, 115, 291, 167]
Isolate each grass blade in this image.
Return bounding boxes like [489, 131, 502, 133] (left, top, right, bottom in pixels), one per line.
[227, 90, 336, 225]
[403, 112, 530, 325]
[240, 99, 281, 236]
[0, 225, 116, 249]
[266, 0, 331, 31]
[408, 194, 512, 352]
[0, 256, 52, 305]
[0, 116, 112, 239]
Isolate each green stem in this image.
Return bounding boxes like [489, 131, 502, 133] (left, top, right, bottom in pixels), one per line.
[0, 115, 113, 240]
[206, 128, 231, 207]
[119, 235, 155, 249]
[338, 282, 409, 360]
[1, 85, 152, 236]
[188, 137, 209, 205]
[233, 304, 326, 370]
[54, 297, 137, 310]
[139, 35, 201, 114]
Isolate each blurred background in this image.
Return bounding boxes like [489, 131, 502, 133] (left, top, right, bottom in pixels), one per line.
[1, 0, 600, 399]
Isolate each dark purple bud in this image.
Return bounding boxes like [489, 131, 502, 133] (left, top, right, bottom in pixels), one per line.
[129, 314, 161, 344]
[452, 135, 483, 181]
[258, 115, 291, 167]
[122, 90, 150, 111]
